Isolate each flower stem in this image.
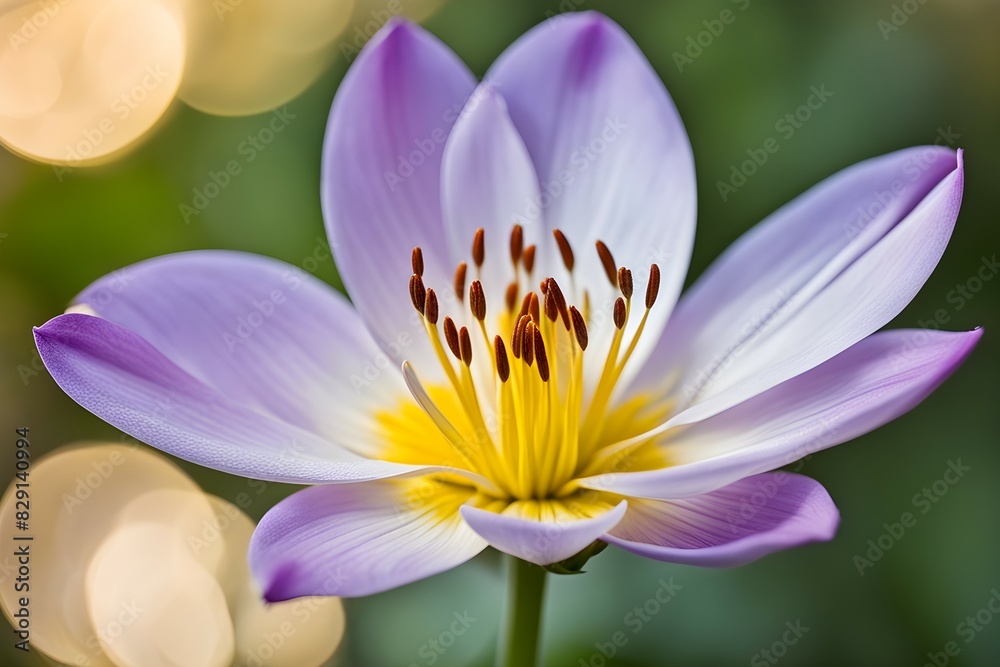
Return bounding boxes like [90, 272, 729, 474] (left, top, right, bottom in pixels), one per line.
[497, 555, 547, 667]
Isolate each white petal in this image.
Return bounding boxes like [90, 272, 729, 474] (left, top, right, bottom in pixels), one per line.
[441, 84, 543, 317]
[486, 13, 696, 390]
[460, 500, 628, 566]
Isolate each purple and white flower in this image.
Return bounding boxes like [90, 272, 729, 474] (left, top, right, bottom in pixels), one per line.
[35, 13, 978, 600]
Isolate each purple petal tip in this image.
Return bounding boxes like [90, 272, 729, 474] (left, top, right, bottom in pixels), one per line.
[361, 15, 422, 55]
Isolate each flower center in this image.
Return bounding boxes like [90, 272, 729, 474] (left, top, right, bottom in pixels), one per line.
[382, 226, 669, 502]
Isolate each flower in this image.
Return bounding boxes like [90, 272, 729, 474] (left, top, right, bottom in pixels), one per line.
[34, 13, 979, 600]
[0, 443, 344, 666]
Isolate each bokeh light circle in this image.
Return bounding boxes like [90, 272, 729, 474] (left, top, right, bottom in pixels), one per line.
[0, 0, 185, 166]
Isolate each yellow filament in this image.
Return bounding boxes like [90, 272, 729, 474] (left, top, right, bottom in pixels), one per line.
[579, 303, 629, 453]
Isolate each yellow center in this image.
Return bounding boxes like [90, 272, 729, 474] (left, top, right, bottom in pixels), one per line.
[378, 227, 671, 510]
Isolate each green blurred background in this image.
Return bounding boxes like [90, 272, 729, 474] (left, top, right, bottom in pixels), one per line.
[2, 0, 999, 665]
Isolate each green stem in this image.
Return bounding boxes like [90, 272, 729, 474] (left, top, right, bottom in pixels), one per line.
[497, 555, 547, 667]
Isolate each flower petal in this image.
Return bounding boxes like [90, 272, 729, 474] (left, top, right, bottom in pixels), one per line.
[460, 499, 627, 566]
[582, 328, 980, 500]
[322, 19, 476, 368]
[35, 313, 422, 484]
[440, 84, 542, 312]
[72, 250, 407, 457]
[604, 474, 838, 567]
[250, 478, 486, 599]
[486, 12, 696, 386]
[632, 147, 963, 423]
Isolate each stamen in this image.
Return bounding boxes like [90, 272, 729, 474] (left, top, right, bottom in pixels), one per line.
[443, 316, 461, 359]
[546, 278, 571, 330]
[614, 264, 663, 380]
[543, 290, 559, 323]
[570, 306, 588, 350]
[472, 228, 485, 269]
[553, 229, 575, 272]
[533, 325, 549, 381]
[469, 280, 487, 321]
[518, 293, 532, 321]
[523, 321, 536, 366]
[459, 326, 473, 366]
[523, 245, 536, 274]
[399, 226, 661, 504]
[645, 264, 661, 309]
[409, 274, 426, 315]
[505, 282, 519, 313]
[595, 241, 617, 287]
[424, 289, 439, 325]
[411, 247, 424, 276]
[617, 267, 633, 300]
[528, 292, 540, 324]
[494, 336, 510, 382]
[585, 265, 664, 452]
[510, 225, 523, 266]
[579, 293, 629, 450]
[511, 315, 528, 359]
[454, 262, 467, 302]
[614, 297, 627, 329]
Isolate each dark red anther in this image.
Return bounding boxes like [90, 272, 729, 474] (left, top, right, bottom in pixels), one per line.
[409, 275, 426, 315]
